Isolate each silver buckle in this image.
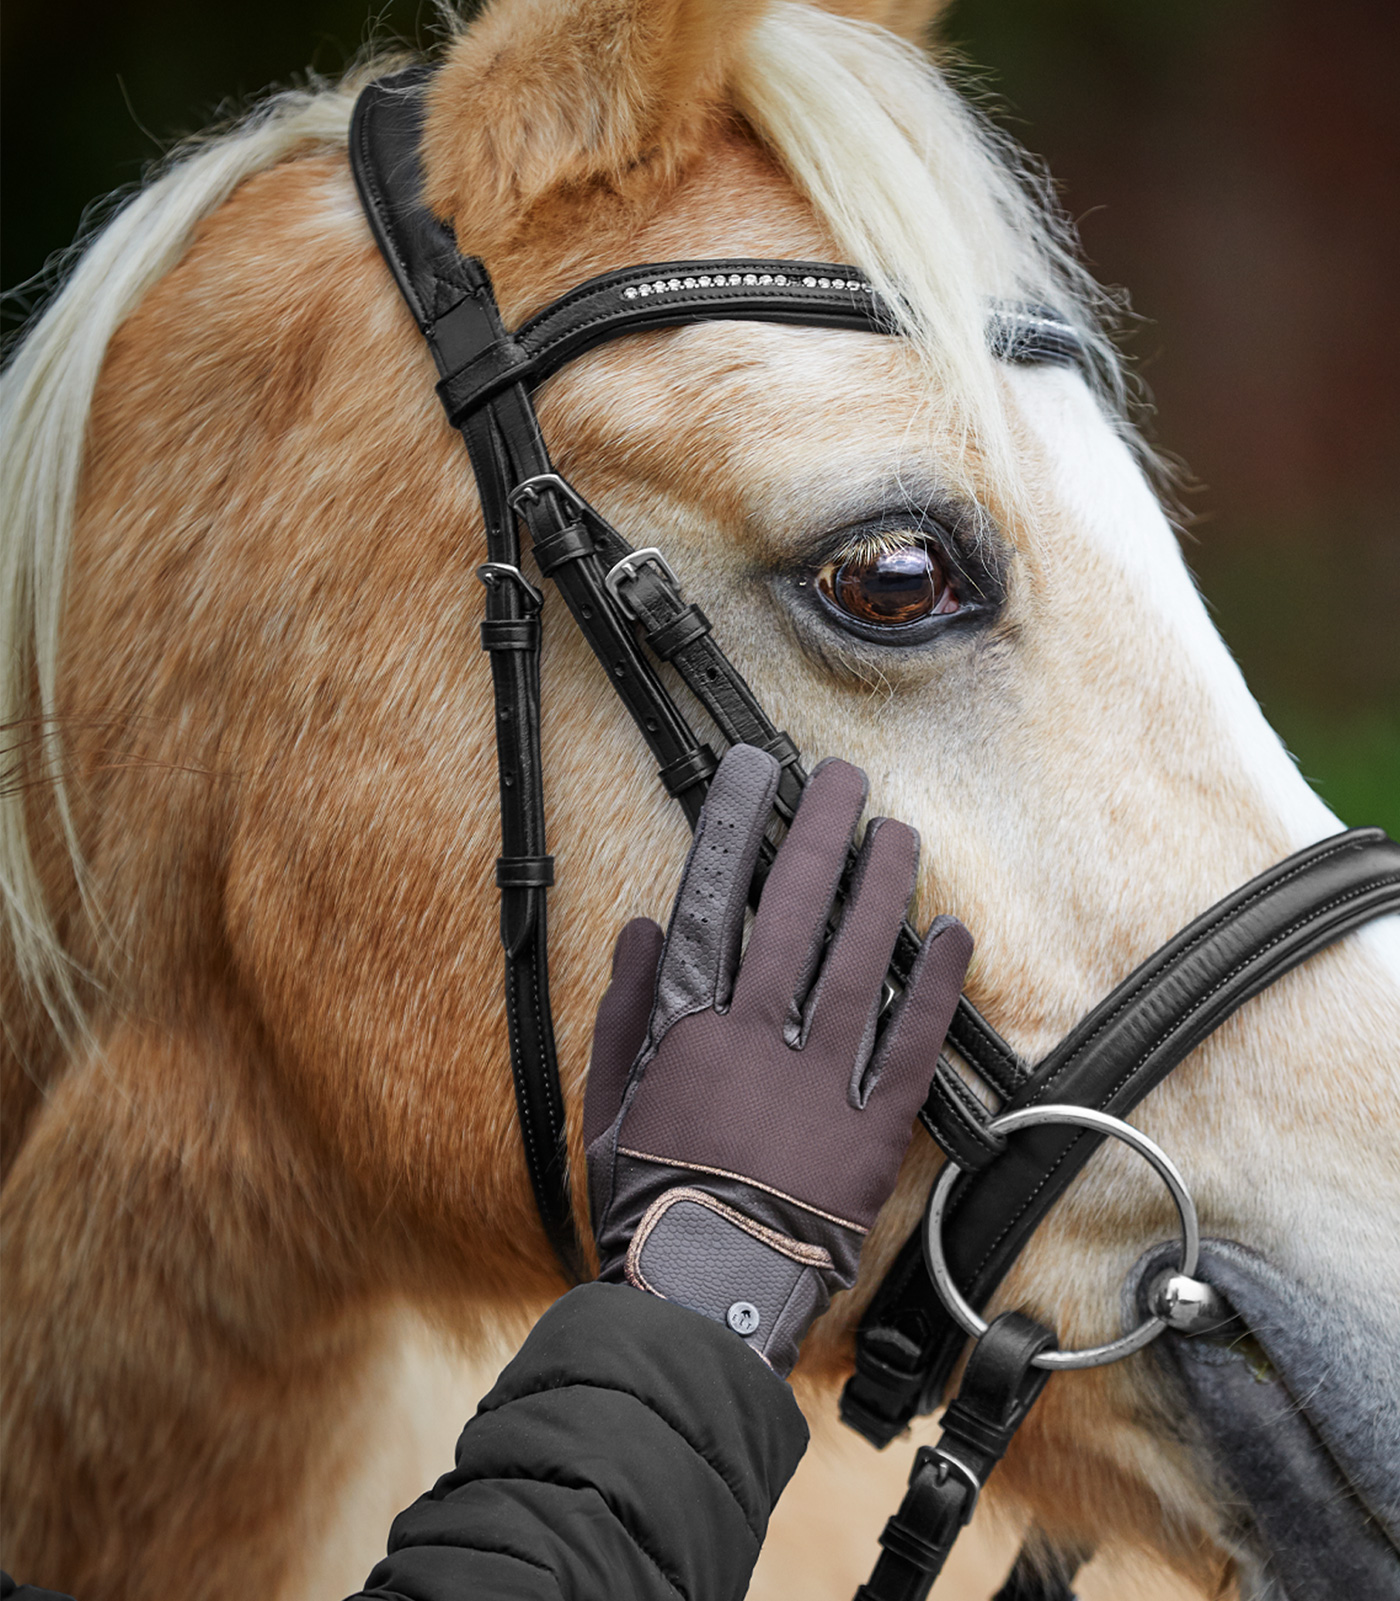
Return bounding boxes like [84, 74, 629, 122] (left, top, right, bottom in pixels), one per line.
[506, 472, 590, 520]
[476, 562, 543, 610]
[932, 1446, 982, 1519]
[603, 547, 680, 614]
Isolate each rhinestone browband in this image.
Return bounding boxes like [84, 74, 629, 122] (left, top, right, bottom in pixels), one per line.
[622, 271, 873, 299]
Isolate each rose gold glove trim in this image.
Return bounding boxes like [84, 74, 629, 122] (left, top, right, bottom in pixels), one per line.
[616, 1148, 867, 1235]
[625, 1185, 834, 1298]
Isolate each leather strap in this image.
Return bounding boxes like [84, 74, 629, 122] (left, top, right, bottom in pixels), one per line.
[607, 546, 1028, 1090]
[856, 1312, 1056, 1601]
[843, 827, 1400, 1444]
[437, 263, 1083, 422]
[352, 74, 585, 1276]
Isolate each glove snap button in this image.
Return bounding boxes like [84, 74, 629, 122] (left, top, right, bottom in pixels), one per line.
[726, 1301, 761, 1337]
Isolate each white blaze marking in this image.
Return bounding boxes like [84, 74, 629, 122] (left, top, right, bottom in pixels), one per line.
[1006, 365, 1399, 972]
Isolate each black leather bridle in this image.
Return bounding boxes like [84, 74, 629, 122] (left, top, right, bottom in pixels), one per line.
[351, 67, 1400, 1600]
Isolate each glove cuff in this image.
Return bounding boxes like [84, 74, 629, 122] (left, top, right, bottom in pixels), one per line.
[624, 1186, 838, 1376]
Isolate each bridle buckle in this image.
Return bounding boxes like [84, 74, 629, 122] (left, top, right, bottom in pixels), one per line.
[507, 471, 591, 522]
[603, 547, 681, 616]
[476, 562, 544, 611]
[928, 1446, 981, 1522]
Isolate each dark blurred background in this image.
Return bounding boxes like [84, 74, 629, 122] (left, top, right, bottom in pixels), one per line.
[3, 0, 1396, 829]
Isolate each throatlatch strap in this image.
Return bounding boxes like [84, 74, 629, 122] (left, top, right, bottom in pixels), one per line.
[842, 826, 1400, 1445]
[351, 74, 581, 1279]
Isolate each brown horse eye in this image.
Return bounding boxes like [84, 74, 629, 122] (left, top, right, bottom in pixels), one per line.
[817, 543, 959, 627]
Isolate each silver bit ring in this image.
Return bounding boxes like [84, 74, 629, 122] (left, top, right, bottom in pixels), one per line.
[924, 1104, 1200, 1370]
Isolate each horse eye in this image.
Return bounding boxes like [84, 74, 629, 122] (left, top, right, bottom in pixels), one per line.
[816, 542, 960, 627]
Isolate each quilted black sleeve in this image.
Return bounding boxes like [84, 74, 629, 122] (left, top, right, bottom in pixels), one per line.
[350, 1282, 810, 1601]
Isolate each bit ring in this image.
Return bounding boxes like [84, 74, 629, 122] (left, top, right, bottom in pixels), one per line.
[924, 1104, 1200, 1370]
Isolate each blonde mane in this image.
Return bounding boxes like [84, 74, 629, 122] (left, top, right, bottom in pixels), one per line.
[0, 0, 1122, 1040]
[0, 80, 365, 1032]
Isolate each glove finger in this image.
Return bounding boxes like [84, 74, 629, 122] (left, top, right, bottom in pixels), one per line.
[802, 816, 919, 1073]
[728, 757, 868, 1030]
[583, 917, 665, 1147]
[651, 743, 780, 1030]
[858, 914, 973, 1115]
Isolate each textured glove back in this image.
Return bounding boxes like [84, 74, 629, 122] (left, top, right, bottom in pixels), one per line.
[584, 744, 972, 1375]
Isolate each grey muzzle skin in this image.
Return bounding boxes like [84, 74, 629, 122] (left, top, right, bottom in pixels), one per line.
[583, 744, 972, 1377]
[1130, 1239, 1400, 1601]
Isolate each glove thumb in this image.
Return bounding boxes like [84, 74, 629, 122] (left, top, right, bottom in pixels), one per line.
[583, 917, 664, 1147]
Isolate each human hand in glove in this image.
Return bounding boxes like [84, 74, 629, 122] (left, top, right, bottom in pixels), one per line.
[583, 743, 972, 1376]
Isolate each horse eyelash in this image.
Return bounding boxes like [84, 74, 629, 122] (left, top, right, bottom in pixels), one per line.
[830, 529, 930, 565]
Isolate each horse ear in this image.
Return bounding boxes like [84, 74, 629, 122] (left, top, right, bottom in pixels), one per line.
[810, 0, 951, 44]
[421, 0, 768, 259]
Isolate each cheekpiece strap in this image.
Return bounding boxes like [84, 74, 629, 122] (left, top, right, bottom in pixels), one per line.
[348, 63, 1104, 1307]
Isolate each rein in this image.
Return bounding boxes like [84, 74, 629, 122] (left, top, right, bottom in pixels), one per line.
[350, 68, 1400, 1599]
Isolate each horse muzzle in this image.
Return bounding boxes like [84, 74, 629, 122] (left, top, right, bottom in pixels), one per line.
[1134, 1238, 1400, 1601]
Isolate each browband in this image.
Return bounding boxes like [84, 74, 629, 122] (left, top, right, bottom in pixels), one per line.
[352, 69, 1085, 424]
[415, 253, 1084, 423]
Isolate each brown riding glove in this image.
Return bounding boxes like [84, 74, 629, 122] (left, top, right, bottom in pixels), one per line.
[584, 743, 972, 1376]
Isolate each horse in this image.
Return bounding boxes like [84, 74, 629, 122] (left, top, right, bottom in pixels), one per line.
[2, 1, 1396, 1597]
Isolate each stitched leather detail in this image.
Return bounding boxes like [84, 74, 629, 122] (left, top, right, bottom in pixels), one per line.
[530, 519, 594, 574]
[351, 73, 585, 1279]
[645, 604, 712, 661]
[480, 617, 539, 652]
[964, 864, 1400, 1280]
[966, 846, 1400, 1275]
[943, 991, 1027, 1098]
[617, 1148, 867, 1235]
[763, 731, 800, 767]
[495, 856, 556, 889]
[918, 1060, 1006, 1172]
[436, 338, 535, 422]
[657, 745, 721, 797]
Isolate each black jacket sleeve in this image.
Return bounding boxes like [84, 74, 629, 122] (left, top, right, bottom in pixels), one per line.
[351, 1281, 810, 1601]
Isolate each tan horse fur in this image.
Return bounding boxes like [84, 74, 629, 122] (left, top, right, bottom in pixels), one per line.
[3, 2, 1396, 1598]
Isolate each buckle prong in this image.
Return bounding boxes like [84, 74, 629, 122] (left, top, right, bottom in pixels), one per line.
[507, 472, 590, 520]
[931, 1446, 982, 1520]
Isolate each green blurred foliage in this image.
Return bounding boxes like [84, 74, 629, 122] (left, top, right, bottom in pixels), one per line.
[1191, 521, 1399, 833]
[3, 0, 1395, 833]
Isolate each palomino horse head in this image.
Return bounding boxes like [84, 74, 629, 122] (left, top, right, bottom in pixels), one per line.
[3, 1, 1397, 1598]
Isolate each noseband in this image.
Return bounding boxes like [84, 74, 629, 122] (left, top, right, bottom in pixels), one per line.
[352, 69, 1400, 1600]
